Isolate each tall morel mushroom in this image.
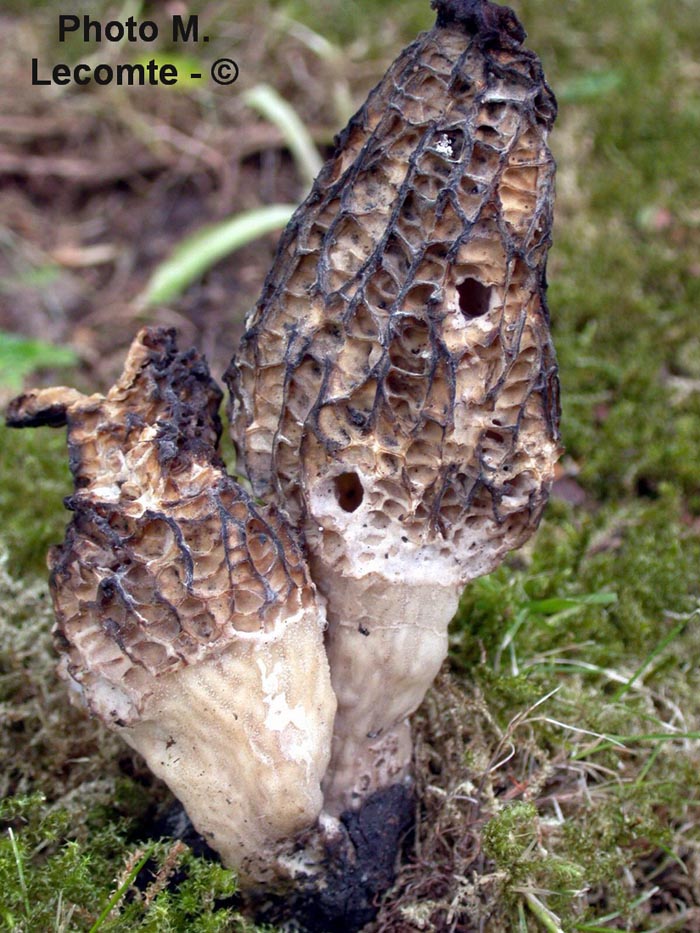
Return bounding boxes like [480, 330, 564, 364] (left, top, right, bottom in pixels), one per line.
[227, 0, 560, 818]
[6, 328, 337, 887]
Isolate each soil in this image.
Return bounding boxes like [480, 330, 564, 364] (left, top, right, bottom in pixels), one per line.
[0, 4, 349, 391]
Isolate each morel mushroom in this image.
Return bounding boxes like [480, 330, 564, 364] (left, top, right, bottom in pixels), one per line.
[6, 328, 336, 886]
[227, 0, 560, 817]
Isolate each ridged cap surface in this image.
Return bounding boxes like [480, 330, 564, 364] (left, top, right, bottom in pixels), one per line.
[9, 328, 318, 723]
[227, 6, 560, 584]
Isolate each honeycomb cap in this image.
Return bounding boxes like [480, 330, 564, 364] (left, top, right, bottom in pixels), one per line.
[227, 0, 560, 590]
[8, 328, 322, 725]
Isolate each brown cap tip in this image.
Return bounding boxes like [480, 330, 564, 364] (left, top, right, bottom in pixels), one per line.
[431, 0, 526, 47]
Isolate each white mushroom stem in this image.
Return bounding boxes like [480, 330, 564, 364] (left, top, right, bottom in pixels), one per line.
[316, 564, 459, 816]
[119, 608, 334, 884]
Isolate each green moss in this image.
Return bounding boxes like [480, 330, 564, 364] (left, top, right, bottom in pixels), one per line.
[442, 487, 700, 929]
[0, 793, 256, 933]
[453, 490, 700, 677]
[507, 0, 700, 511]
[482, 801, 539, 869]
[0, 424, 71, 578]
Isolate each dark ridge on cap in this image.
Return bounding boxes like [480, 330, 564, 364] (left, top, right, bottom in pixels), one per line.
[5, 397, 68, 428]
[431, 0, 526, 47]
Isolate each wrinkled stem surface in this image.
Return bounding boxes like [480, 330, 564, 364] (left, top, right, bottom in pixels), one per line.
[123, 611, 335, 886]
[314, 564, 461, 815]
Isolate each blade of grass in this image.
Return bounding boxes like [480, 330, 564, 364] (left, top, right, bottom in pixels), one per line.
[276, 17, 354, 123]
[654, 845, 688, 876]
[244, 83, 323, 188]
[7, 828, 30, 918]
[518, 899, 528, 933]
[573, 731, 700, 760]
[524, 658, 631, 684]
[495, 607, 528, 671]
[574, 885, 660, 929]
[524, 593, 618, 614]
[535, 718, 627, 748]
[634, 742, 664, 786]
[281, 17, 340, 61]
[612, 617, 689, 701]
[138, 204, 296, 307]
[496, 592, 617, 672]
[611, 731, 700, 742]
[524, 892, 566, 933]
[88, 844, 154, 933]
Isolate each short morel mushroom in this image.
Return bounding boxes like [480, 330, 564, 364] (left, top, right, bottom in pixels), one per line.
[6, 328, 337, 887]
[227, 0, 560, 818]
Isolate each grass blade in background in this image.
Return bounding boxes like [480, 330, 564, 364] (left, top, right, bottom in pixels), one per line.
[139, 82, 324, 309]
[557, 69, 623, 103]
[274, 16, 355, 125]
[243, 83, 324, 189]
[0, 332, 78, 391]
[138, 203, 296, 307]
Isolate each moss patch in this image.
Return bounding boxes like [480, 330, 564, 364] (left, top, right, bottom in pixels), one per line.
[0, 424, 71, 579]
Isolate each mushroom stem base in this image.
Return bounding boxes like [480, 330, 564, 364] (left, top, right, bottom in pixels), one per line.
[247, 782, 415, 932]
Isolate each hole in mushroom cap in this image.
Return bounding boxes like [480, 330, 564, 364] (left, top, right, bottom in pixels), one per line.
[456, 277, 492, 319]
[334, 472, 364, 513]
